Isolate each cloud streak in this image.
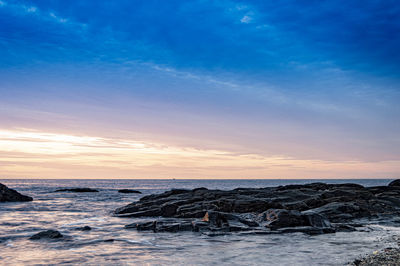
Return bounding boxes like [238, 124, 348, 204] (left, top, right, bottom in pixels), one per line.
[0, 129, 399, 179]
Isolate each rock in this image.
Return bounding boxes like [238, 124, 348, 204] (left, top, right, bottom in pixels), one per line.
[118, 189, 142, 194]
[127, 219, 194, 232]
[388, 179, 400, 187]
[303, 202, 369, 222]
[160, 203, 179, 217]
[302, 211, 331, 228]
[116, 208, 162, 218]
[256, 209, 305, 229]
[115, 182, 400, 235]
[0, 183, 33, 202]
[29, 230, 63, 240]
[55, 188, 98, 193]
[350, 247, 400, 266]
[75, 226, 91, 231]
[276, 226, 335, 235]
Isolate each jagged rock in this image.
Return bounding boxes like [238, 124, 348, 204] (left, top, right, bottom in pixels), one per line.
[256, 209, 305, 229]
[55, 188, 98, 193]
[29, 230, 63, 240]
[118, 189, 142, 194]
[388, 179, 400, 187]
[303, 202, 369, 222]
[0, 183, 33, 202]
[115, 182, 400, 235]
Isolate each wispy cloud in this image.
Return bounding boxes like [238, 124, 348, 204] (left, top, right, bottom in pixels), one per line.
[0, 128, 399, 179]
[240, 15, 252, 24]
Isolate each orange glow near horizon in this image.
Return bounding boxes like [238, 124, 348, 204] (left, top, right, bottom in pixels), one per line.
[0, 128, 399, 179]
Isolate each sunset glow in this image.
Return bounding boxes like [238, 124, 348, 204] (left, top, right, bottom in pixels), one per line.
[1, 1, 399, 179]
[0, 128, 398, 179]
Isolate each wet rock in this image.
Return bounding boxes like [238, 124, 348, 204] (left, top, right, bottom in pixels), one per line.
[127, 219, 194, 232]
[115, 182, 400, 235]
[256, 209, 305, 229]
[388, 179, 400, 187]
[350, 247, 400, 266]
[55, 188, 98, 193]
[75, 226, 91, 231]
[118, 189, 142, 194]
[276, 226, 334, 235]
[0, 183, 33, 202]
[302, 211, 331, 228]
[117, 208, 162, 217]
[29, 230, 63, 240]
[303, 202, 369, 222]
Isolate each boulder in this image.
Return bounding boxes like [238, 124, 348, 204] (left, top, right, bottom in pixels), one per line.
[0, 183, 33, 202]
[29, 230, 63, 240]
[256, 209, 305, 229]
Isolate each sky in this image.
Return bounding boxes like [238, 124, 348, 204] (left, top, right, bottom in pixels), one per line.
[0, 0, 399, 179]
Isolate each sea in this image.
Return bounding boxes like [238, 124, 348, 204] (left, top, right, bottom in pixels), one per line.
[1, 179, 400, 266]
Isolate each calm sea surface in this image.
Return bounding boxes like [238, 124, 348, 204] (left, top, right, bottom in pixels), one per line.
[1, 179, 399, 265]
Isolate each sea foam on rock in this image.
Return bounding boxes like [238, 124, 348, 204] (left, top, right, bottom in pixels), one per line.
[0, 183, 33, 202]
[115, 180, 400, 235]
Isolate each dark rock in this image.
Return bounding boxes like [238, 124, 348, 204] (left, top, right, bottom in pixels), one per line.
[276, 226, 335, 235]
[55, 188, 98, 193]
[118, 189, 142, 194]
[134, 221, 156, 231]
[303, 202, 369, 222]
[160, 203, 179, 217]
[256, 209, 305, 229]
[75, 226, 91, 231]
[116, 208, 161, 217]
[388, 179, 400, 187]
[29, 230, 63, 240]
[127, 219, 194, 233]
[115, 182, 400, 235]
[0, 183, 33, 202]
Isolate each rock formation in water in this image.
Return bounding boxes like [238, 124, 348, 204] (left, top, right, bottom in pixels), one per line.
[115, 180, 400, 235]
[54, 188, 99, 193]
[0, 183, 33, 202]
[118, 189, 142, 194]
[29, 230, 63, 240]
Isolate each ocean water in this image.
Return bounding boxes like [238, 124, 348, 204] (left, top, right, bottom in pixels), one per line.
[0, 179, 399, 266]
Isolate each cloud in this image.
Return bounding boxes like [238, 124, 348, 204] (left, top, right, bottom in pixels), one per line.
[0, 128, 399, 179]
[240, 15, 252, 23]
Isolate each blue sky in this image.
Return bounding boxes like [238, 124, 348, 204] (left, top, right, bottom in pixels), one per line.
[0, 0, 399, 178]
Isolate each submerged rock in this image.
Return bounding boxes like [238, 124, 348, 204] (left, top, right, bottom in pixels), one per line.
[29, 230, 63, 240]
[115, 182, 400, 235]
[118, 189, 142, 194]
[75, 226, 92, 231]
[55, 188, 98, 193]
[0, 183, 33, 202]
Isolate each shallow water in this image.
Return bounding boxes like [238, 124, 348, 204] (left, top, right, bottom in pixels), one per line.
[0, 179, 399, 265]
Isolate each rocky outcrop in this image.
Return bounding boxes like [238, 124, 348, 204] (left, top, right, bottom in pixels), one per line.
[118, 189, 142, 194]
[55, 188, 98, 193]
[388, 179, 400, 187]
[29, 230, 63, 240]
[0, 183, 33, 202]
[115, 181, 400, 235]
